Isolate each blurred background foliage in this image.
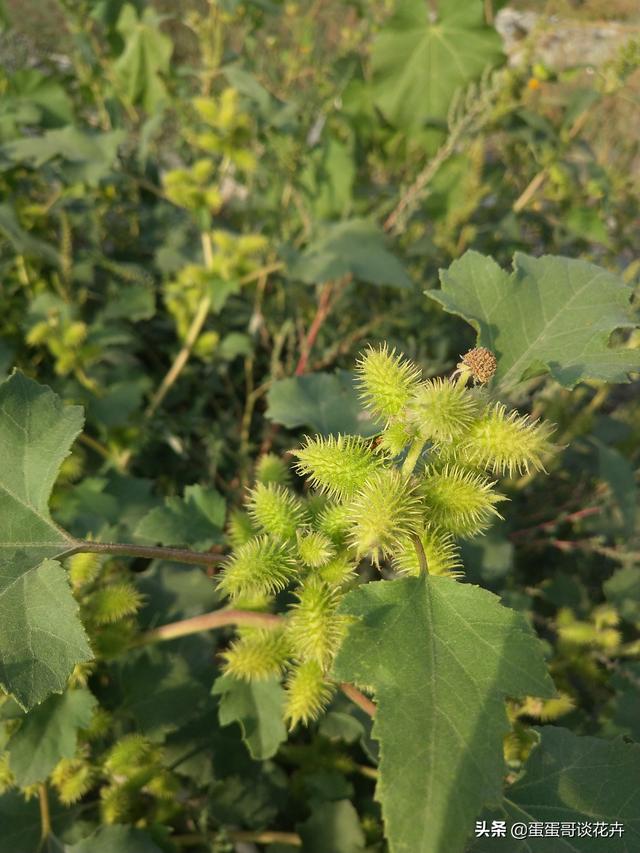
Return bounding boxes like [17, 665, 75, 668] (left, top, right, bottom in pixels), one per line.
[0, 0, 639, 850]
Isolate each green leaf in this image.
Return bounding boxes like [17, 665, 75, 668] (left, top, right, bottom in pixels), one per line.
[136, 562, 221, 626]
[0, 204, 61, 266]
[135, 484, 225, 549]
[2, 127, 125, 185]
[596, 442, 637, 536]
[371, 0, 502, 129]
[565, 206, 612, 247]
[0, 791, 40, 853]
[114, 4, 173, 112]
[7, 688, 96, 786]
[474, 727, 640, 851]
[332, 574, 554, 853]
[289, 219, 412, 289]
[266, 371, 376, 436]
[604, 566, 640, 625]
[0, 372, 91, 710]
[68, 825, 164, 853]
[430, 252, 640, 389]
[208, 764, 288, 829]
[114, 643, 210, 739]
[604, 662, 640, 741]
[0, 69, 74, 138]
[300, 137, 355, 220]
[212, 674, 287, 760]
[297, 800, 366, 853]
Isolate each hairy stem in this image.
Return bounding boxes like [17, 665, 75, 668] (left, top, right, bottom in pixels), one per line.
[340, 682, 376, 718]
[67, 540, 222, 568]
[401, 437, 426, 478]
[138, 609, 283, 644]
[411, 533, 429, 576]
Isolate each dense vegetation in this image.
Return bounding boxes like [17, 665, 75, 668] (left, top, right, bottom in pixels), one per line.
[0, 1, 639, 851]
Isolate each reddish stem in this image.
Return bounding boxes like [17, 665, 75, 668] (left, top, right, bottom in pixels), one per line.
[139, 609, 283, 644]
[295, 281, 335, 376]
[340, 682, 376, 718]
[510, 506, 601, 540]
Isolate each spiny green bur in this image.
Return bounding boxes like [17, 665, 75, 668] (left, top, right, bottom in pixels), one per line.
[218, 345, 556, 737]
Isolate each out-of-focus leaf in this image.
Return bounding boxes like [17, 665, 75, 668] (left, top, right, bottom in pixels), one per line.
[266, 371, 376, 436]
[2, 127, 125, 184]
[565, 206, 612, 247]
[7, 688, 96, 786]
[209, 764, 288, 829]
[604, 566, 640, 625]
[597, 442, 637, 536]
[0, 791, 41, 853]
[135, 484, 225, 549]
[300, 137, 355, 220]
[297, 800, 366, 853]
[114, 4, 173, 111]
[212, 674, 287, 760]
[290, 219, 412, 289]
[114, 642, 212, 739]
[68, 825, 164, 853]
[473, 727, 640, 851]
[371, 0, 502, 129]
[0, 204, 61, 266]
[0, 69, 73, 138]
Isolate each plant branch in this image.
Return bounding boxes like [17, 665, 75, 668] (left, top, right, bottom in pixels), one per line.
[145, 232, 214, 418]
[173, 830, 302, 847]
[68, 540, 222, 568]
[512, 167, 549, 214]
[295, 278, 344, 376]
[384, 133, 460, 234]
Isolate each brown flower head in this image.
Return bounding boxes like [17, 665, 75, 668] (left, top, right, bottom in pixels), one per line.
[456, 347, 497, 385]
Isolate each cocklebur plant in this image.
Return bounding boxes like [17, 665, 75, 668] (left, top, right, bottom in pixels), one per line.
[217, 344, 556, 728]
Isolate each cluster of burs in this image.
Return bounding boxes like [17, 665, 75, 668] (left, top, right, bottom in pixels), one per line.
[220, 346, 555, 726]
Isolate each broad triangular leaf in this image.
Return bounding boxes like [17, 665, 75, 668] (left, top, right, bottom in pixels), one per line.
[289, 219, 412, 289]
[332, 574, 554, 853]
[7, 687, 96, 786]
[212, 674, 287, 760]
[371, 0, 502, 129]
[430, 252, 640, 389]
[474, 727, 640, 851]
[0, 372, 91, 709]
